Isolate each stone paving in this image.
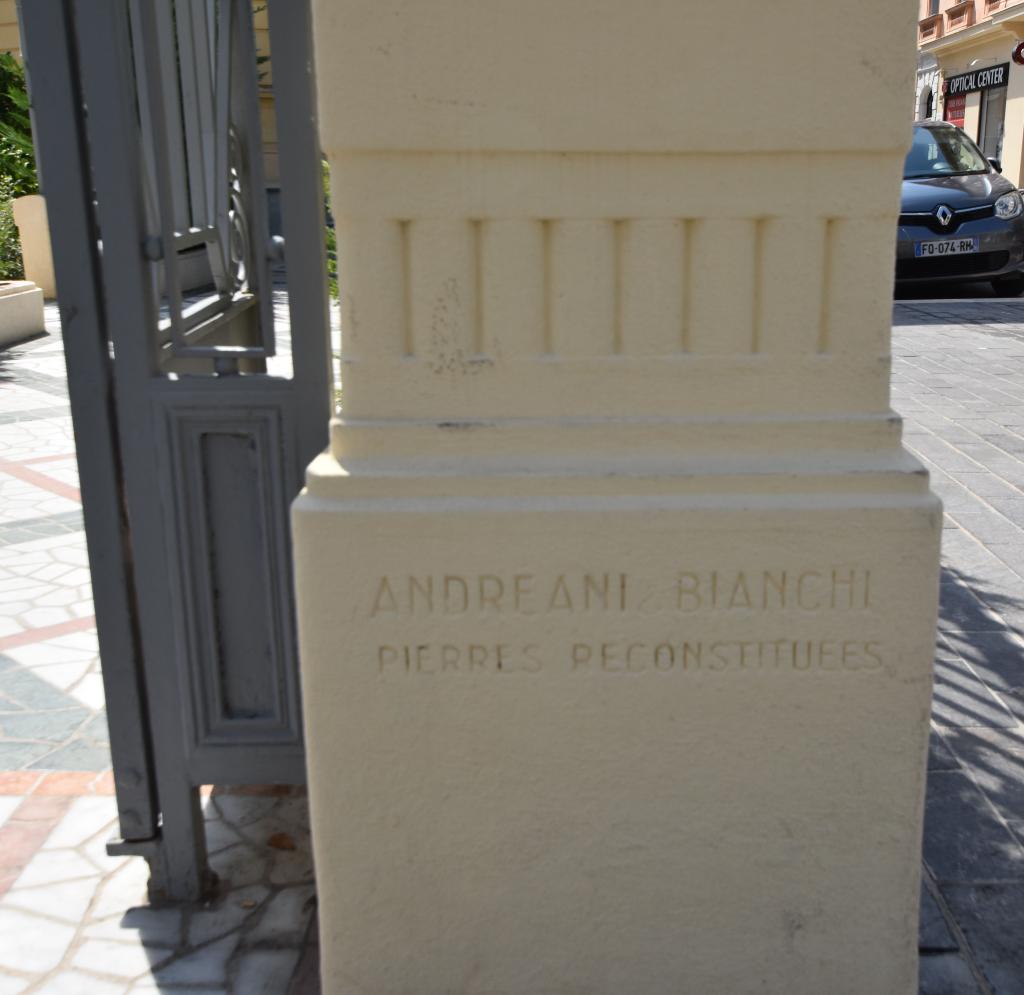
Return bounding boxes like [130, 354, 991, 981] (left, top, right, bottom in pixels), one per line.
[0, 314, 102, 776]
[894, 295, 1024, 995]
[0, 785, 315, 994]
[0, 297, 1022, 991]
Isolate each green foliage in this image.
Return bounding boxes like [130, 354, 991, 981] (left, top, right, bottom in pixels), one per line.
[323, 160, 338, 299]
[0, 53, 37, 198]
[0, 175, 24, 280]
[0, 53, 34, 281]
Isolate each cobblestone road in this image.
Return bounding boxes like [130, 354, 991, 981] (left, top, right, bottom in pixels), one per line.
[895, 296, 1024, 995]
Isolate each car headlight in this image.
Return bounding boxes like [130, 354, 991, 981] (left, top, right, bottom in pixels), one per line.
[995, 191, 1023, 219]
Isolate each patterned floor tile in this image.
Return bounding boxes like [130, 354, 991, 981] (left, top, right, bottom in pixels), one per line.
[34, 970, 128, 995]
[232, 949, 301, 995]
[0, 907, 77, 973]
[0, 535, 93, 644]
[41, 797, 118, 850]
[0, 473, 79, 525]
[151, 933, 240, 988]
[0, 418, 77, 463]
[69, 939, 171, 982]
[0, 972, 30, 995]
[5, 877, 104, 924]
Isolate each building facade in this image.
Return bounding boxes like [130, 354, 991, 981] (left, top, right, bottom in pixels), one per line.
[919, 0, 1024, 183]
[917, 52, 942, 120]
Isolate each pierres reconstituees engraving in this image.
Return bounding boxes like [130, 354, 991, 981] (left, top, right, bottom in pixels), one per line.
[367, 567, 883, 676]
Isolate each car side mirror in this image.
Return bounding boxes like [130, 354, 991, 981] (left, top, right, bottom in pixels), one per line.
[989, 157, 1003, 173]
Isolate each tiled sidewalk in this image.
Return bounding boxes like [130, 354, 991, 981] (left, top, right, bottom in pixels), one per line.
[0, 782, 315, 993]
[0, 318, 101, 776]
[0, 299, 1023, 992]
[0, 308, 317, 993]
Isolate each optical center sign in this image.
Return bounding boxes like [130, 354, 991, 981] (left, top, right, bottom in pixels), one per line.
[944, 63, 1009, 96]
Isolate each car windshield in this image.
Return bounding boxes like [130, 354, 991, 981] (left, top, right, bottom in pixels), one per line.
[904, 126, 990, 179]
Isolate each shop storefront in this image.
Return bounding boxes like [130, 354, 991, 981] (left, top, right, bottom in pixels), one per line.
[943, 61, 1009, 159]
[944, 92, 967, 127]
[926, 19, 1024, 187]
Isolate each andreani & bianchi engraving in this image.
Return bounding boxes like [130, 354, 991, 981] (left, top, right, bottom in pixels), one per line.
[366, 566, 885, 677]
[368, 567, 873, 618]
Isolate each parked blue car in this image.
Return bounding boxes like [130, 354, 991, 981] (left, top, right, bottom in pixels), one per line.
[897, 120, 1024, 295]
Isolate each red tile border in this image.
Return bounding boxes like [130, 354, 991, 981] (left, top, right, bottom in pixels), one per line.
[19, 453, 77, 465]
[0, 794, 72, 899]
[0, 772, 45, 795]
[0, 615, 96, 652]
[34, 772, 106, 796]
[14, 794, 71, 821]
[90, 771, 115, 795]
[0, 457, 80, 503]
[0, 770, 114, 798]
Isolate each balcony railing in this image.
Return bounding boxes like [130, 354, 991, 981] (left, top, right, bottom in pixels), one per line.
[919, 12, 944, 40]
[946, 0, 977, 30]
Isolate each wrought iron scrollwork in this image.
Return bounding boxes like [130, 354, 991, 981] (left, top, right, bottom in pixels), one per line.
[224, 126, 253, 296]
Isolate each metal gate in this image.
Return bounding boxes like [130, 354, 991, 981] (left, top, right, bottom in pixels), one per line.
[19, 0, 331, 901]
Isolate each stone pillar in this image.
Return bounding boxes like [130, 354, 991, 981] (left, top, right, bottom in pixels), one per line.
[294, 3, 939, 992]
[11, 196, 56, 299]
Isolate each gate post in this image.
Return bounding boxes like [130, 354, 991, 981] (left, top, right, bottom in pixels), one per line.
[296, 4, 939, 992]
[18, 0, 163, 857]
[60, 0, 213, 902]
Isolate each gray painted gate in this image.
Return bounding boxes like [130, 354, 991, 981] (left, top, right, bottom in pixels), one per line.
[19, 0, 331, 901]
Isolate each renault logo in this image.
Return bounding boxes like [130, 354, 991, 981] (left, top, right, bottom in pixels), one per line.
[935, 204, 954, 227]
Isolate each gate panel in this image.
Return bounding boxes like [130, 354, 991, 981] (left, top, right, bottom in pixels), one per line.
[157, 389, 303, 753]
[20, 0, 331, 900]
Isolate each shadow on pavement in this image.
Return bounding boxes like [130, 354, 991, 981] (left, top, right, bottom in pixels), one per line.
[919, 565, 1024, 993]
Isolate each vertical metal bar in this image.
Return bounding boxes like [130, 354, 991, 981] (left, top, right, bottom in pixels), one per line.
[213, 0, 232, 285]
[267, 0, 332, 465]
[232, 0, 274, 353]
[127, 5, 161, 250]
[17, 0, 160, 848]
[188, 0, 218, 228]
[132, 2, 189, 356]
[130, 0, 190, 233]
[72, 0, 211, 902]
[206, 0, 217, 66]
[174, 0, 207, 225]
[155, 2, 192, 232]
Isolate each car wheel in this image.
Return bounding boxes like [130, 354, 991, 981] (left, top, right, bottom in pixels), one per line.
[992, 275, 1024, 297]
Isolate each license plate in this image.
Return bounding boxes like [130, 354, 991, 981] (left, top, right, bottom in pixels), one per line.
[914, 237, 979, 257]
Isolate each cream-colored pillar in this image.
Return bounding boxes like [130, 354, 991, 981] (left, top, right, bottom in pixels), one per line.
[294, 3, 939, 993]
[11, 196, 56, 299]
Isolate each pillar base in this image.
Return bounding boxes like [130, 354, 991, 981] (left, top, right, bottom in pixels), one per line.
[294, 454, 940, 995]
